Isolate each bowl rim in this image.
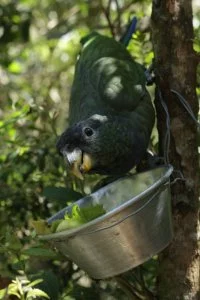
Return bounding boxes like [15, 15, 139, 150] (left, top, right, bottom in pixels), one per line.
[39, 164, 173, 241]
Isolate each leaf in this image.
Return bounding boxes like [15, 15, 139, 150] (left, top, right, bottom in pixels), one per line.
[28, 270, 60, 300]
[50, 219, 61, 233]
[0, 289, 6, 299]
[6, 282, 21, 298]
[26, 279, 44, 288]
[55, 204, 106, 232]
[31, 220, 51, 235]
[65, 204, 85, 223]
[26, 288, 49, 299]
[43, 187, 82, 203]
[55, 219, 82, 232]
[79, 204, 106, 222]
[32, 201, 106, 235]
[14, 278, 23, 297]
[66, 203, 106, 223]
[22, 247, 56, 258]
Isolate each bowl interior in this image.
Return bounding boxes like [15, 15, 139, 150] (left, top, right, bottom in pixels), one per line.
[47, 165, 173, 225]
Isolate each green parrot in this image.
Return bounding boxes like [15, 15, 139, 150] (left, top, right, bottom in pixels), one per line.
[56, 32, 155, 179]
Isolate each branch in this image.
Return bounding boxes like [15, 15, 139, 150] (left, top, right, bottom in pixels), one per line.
[114, 0, 122, 35]
[100, 0, 116, 37]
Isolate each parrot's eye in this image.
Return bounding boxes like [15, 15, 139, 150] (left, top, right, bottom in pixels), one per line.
[84, 127, 94, 137]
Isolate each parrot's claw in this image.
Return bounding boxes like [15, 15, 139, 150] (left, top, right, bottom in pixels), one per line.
[136, 151, 164, 172]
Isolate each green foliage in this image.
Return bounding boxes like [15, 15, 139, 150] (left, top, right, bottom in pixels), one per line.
[22, 247, 57, 258]
[0, 0, 199, 299]
[0, 277, 49, 300]
[43, 187, 82, 205]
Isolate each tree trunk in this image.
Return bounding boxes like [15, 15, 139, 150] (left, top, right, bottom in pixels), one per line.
[151, 0, 200, 299]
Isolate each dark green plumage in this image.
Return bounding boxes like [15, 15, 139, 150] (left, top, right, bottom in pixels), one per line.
[57, 32, 155, 178]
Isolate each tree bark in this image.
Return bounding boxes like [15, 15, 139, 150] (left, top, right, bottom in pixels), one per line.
[151, 0, 200, 299]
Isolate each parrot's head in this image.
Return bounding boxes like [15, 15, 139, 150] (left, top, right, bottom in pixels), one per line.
[56, 114, 141, 179]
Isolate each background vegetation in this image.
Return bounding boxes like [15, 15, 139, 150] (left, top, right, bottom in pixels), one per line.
[0, 0, 199, 299]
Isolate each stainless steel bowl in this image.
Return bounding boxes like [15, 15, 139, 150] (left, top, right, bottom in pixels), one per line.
[39, 165, 173, 279]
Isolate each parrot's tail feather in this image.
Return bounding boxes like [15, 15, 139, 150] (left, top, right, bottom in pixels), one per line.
[120, 16, 137, 47]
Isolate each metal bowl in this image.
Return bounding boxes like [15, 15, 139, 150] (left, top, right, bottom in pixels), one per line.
[39, 165, 173, 279]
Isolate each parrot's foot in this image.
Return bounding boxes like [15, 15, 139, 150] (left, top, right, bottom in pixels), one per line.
[136, 151, 164, 173]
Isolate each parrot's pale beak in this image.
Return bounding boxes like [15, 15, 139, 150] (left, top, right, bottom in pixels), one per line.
[61, 148, 94, 180]
[80, 153, 94, 174]
[71, 159, 84, 180]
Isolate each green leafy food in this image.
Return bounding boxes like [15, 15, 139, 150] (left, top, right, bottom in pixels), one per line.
[75, 204, 106, 223]
[55, 219, 82, 232]
[32, 204, 106, 235]
[55, 204, 106, 232]
[50, 219, 62, 233]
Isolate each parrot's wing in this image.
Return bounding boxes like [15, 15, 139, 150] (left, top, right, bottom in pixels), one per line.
[91, 57, 148, 112]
